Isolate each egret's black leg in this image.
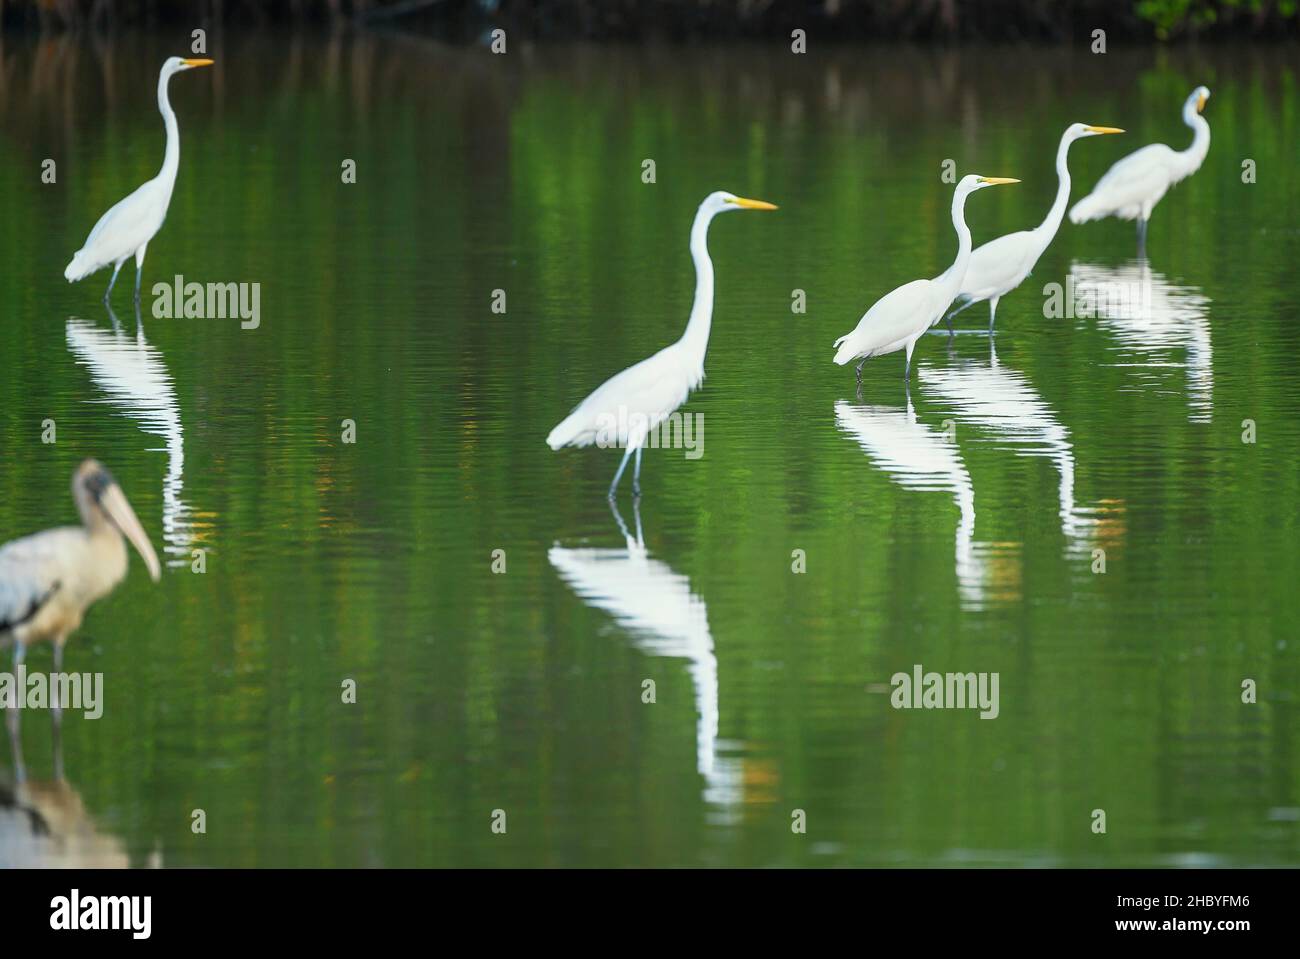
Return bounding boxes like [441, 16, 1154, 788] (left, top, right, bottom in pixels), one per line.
[943, 297, 979, 337]
[631, 499, 644, 548]
[103, 262, 124, 303]
[608, 497, 632, 541]
[134, 243, 148, 303]
[608, 443, 635, 500]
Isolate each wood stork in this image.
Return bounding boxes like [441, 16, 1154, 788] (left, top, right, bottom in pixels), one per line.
[0, 460, 160, 687]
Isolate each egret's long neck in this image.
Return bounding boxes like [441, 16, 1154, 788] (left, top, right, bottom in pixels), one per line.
[157, 69, 181, 188]
[1180, 100, 1210, 172]
[678, 205, 717, 362]
[937, 186, 974, 296]
[1035, 133, 1074, 241]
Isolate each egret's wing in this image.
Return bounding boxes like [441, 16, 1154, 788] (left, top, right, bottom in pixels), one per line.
[1074, 143, 1179, 219]
[962, 230, 1038, 299]
[547, 346, 693, 448]
[1095, 143, 1180, 191]
[835, 279, 935, 361]
[0, 531, 74, 638]
[77, 180, 161, 257]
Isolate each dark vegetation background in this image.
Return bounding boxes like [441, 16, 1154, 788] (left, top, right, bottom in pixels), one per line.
[3, 1, 1298, 41]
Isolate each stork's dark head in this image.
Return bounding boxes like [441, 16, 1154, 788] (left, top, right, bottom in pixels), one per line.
[73, 459, 162, 583]
[77, 460, 115, 503]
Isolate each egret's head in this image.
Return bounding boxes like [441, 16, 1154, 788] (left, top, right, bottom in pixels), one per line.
[1191, 85, 1211, 114]
[163, 56, 215, 77]
[959, 174, 1020, 195]
[703, 191, 779, 216]
[73, 459, 162, 583]
[1067, 122, 1125, 140]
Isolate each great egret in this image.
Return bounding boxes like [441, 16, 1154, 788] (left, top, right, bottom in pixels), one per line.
[833, 175, 1018, 383]
[944, 124, 1123, 334]
[1069, 86, 1210, 253]
[64, 57, 214, 303]
[546, 191, 777, 498]
[0, 460, 160, 688]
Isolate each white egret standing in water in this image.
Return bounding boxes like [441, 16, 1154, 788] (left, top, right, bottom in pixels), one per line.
[546, 191, 777, 498]
[1069, 87, 1210, 254]
[944, 124, 1123, 334]
[833, 175, 1018, 384]
[0, 461, 160, 689]
[64, 57, 214, 302]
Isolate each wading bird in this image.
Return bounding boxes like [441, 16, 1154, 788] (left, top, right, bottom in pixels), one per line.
[1069, 87, 1210, 254]
[945, 124, 1123, 334]
[833, 175, 1018, 384]
[64, 57, 214, 303]
[0, 461, 160, 682]
[546, 191, 777, 499]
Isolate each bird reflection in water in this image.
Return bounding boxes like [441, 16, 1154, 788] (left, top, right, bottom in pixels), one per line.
[0, 721, 153, 868]
[66, 305, 208, 565]
[834, 394, 999, 608]
[919, 339, 1119, 560]
[548, 500, 744, 819]
[1070, 259, 1212, 423]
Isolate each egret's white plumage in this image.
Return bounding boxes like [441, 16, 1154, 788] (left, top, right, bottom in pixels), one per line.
[0, 461, 160, 679]
[946, 124, 1123, 333]
[833, 174, 1018, 382]
[64, 57, 214, 302]
[546, 191, 777, 498]
[1069, 86, 1210, 251]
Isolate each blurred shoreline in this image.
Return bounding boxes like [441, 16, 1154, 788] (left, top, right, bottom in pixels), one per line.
[1, 1, 1297, 43]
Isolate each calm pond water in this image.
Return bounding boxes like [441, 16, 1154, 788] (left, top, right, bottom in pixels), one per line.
[1, 32, 1297, 867]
